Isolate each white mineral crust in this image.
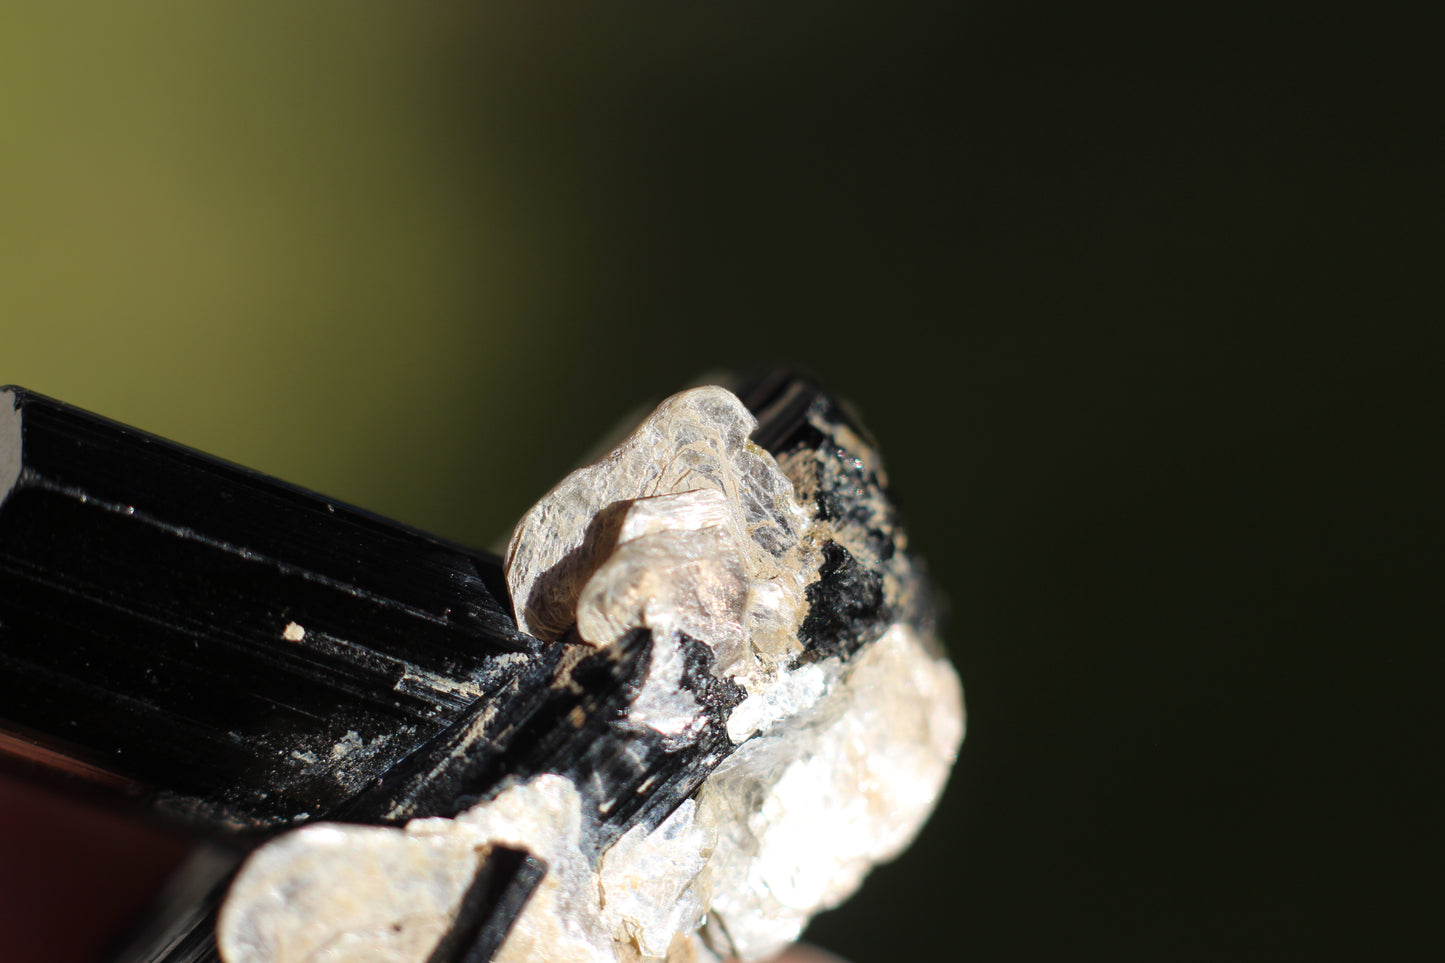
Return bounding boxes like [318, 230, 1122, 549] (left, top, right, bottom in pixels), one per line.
[218, 775, 613, 963]
[693, 624, 964, 960]
[597, 799, 714, 959]
[219, 384, 965, 963]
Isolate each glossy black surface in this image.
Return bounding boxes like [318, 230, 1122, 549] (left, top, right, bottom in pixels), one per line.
[0, 387, 539, 834]
[423, 848, 545, 963]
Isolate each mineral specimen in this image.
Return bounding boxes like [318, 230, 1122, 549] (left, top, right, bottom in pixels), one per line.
[217, 377, 964, 963]
[0, 373, 963, 962]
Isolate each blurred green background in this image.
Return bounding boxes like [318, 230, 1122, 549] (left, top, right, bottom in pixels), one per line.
[1, 3, 1436, 960]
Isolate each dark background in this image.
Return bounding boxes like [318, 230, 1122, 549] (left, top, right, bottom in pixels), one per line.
[1, 3, 1437, 960]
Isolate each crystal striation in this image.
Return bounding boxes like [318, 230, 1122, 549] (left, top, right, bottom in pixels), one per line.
[0, 386, 537, 833]
[219, 378, 964, 963]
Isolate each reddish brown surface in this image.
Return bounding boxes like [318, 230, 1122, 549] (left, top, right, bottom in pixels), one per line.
[0, 771, 190, 963]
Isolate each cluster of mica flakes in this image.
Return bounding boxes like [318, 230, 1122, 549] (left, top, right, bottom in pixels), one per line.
[218, 385, 964, 963]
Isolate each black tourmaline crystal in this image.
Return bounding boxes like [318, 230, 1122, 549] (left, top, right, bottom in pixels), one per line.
[0, 386, 539, 834]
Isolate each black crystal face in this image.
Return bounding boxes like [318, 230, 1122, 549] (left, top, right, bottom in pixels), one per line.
[0, 387, 540, 835]
[800, 539, 889, 662]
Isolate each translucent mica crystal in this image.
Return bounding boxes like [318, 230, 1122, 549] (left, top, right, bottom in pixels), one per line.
[218, 383, 965, 963]
[506, 386, 815, 693]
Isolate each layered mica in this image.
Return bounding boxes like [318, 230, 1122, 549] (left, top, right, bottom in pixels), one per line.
[505, 387, 815, 692]
[219, 384, 964, 963]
